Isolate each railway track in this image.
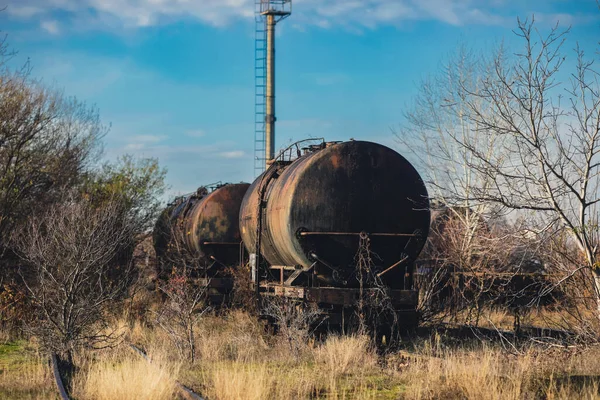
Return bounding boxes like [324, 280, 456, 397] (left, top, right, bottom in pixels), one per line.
[50, 354, 70, 400]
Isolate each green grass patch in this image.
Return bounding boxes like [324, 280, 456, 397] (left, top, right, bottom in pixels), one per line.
[0, 340, 58, 400]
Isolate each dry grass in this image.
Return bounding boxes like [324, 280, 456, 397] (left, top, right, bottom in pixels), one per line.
[6, 309, 600, 399]
[200, 360, 384, 400]
[103, 311, 600, 399]
[394, 334, 600, 400]
[401, 343, 532, 399]
[175, 314, 392, 399]
[315, 334, 377, 377]
[195, 310, 270, 363]
[209, 363, 274, 400]
[72, 343, 180, 400]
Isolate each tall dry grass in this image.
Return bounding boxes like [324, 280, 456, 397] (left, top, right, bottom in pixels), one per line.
[72, 344, 180, 400]
[209, 363, 274, 400]
[127, 310, 600, 399]
[195, 310, 270, 363]
[396, 334, 600, 400]
[182, 314, 383, 400]
[402, 346, 531, 399]
[7, 308, 600, 399]
[316, 334, 377, 377]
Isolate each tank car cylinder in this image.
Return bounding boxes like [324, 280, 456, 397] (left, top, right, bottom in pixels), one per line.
[154, 183, 250, 271]
[239, 140, 430, 289]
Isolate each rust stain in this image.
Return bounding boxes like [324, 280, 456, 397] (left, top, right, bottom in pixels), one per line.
[330, 153, 340, 169]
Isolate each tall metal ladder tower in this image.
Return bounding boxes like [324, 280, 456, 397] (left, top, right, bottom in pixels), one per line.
[254, 0, 292, 176]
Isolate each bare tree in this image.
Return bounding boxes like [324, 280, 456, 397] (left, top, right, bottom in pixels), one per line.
[396, 46, 502, 268]
[261, 297, 322, 360]
[14, 194, 137, 361]
[399, 17, 600, 323]
[154, 267, 210, 363]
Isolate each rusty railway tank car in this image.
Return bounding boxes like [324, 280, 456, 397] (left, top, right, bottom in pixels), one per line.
[240, 140, 430, 331]
[153, 182, 250, 304]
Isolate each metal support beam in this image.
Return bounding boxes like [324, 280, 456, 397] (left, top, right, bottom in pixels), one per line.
[299, 231, 421, 237]
[265, 13, 276, 167]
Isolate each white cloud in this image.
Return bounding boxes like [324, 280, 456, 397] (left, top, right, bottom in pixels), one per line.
[219, 150, 245, 159]
[120, 134, 167, 151]
[8, 0, 254, 28]
[7, 0, 595, 32]
[127, 134, 167, 143]
[124, 143, 145, 151]
[7, 6, 42, 18]
[40, 20, 60, 35]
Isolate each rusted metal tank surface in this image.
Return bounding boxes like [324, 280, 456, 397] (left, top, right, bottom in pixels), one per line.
[239, 140, 430, 288]
[153, 183, 250, 272]
[153, 196, 196, 262]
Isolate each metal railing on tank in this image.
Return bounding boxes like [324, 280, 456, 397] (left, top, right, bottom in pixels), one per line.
[271, 138, 325, 165]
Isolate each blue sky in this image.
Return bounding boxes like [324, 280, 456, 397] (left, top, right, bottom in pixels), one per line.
[1, 0, 598, 198]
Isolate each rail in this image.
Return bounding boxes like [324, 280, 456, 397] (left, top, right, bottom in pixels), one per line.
[50, 354, 70, 400]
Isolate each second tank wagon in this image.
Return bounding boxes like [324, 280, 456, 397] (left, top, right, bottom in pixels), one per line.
[153, 182, 250, 303]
